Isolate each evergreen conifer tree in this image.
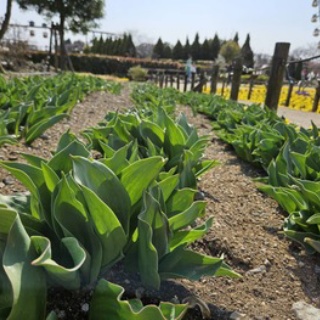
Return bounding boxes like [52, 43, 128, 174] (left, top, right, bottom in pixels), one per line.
[201, 39, 210, 60]
[108, 38, 115, 55]
[163, 43, 172, 59]
[119, 34, 127, 56]
[127, 34, 136, 57]
[241, 33, 254, 68]
[97, 35, 104, 54]
[172, 40, 184, 60]
[233, 32, 239, 44]
[91, 36, 98, 53]
[110, 38, 118, 55]
[153, 37, 164, 58]
[105, 37, 112, 55]
[191, 33, 201, 60]
[210, 34, 221, 60]
[183, 37, 191, 60]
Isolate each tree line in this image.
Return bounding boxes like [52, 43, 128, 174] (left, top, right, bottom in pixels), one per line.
[85, 33, 136, 57]
[152, 32, 254, 68]
[153, 33, 221, 61]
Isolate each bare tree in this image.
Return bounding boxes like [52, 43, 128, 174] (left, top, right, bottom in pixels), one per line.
[0, 0, 13, 73]
[291, 43, 319, 59]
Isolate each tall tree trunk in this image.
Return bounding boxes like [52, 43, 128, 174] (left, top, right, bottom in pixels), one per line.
[0, 0, 13, 74]
[59, 13, 66, 71]
[0, 0, 12, 40]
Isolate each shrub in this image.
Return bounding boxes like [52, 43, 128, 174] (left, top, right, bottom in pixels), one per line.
[128, 65, 148, 81]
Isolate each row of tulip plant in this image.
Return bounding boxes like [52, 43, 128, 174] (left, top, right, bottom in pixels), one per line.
[0, 73, 122, 145]
[187, 89, 320, 254]
[0, 84, 239, 319]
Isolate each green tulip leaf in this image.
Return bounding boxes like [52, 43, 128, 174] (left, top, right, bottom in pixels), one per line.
[120, 156, 165, 206]
[0, 208, 47, 320]
[31, 236, 86, 290]
[89, 280, 188, 320]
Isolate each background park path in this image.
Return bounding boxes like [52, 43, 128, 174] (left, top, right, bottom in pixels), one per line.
[277, 106, 320, 128]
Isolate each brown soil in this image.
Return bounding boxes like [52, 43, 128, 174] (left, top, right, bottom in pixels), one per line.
[1, 83, 320, 320]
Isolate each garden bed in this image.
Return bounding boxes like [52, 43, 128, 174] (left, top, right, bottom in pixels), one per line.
[0, 83, 319, 320]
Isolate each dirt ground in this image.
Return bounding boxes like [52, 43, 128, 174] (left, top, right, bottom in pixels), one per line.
[176, 105, 320, 320]
[1, 83, 320, 320]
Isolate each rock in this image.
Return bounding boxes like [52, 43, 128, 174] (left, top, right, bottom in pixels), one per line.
[8, 153, 18, 160]
[40, 134, 50, 140]
[229, 311, 246, 319]
[246, 265, 267, 275]
[3, 178, 14, 186]
[57, 310, 66, 318]
[81, 303, 89, 312]
[195, 191, 205, 201]
[264, 259, 272, 268]
[292, 301, 320, 320]
[314, 265, 320, 274]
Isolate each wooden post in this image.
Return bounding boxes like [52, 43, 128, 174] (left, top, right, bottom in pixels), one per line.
[164, 74, 169, 87]
[65, 46, 74, 72]
[210, 65, 219, 94]
[159, 73, 164, 88]
[230, 57, 243, 101]
[193, 71, 206, 93]
[285, 81, 294, 107]
[148, 72, 153, 83]
[247, 74, 255, 100]
[312, 80, 320, 112]
[191, 73, 195, 90]
[170, 74, 174, 87]
[183, 74, 188, 92]
[200, 71, 206, 92]
[155, 73, 159, 86]
[176, 73, 180, 91]
[265, 42, 290, 111]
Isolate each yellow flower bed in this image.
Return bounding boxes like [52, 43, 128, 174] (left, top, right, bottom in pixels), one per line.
[77, 72, 129, 82]
[203, 85, 319, 113]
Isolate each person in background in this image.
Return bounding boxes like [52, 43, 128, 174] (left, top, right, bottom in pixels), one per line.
[185, 55, 192, 83]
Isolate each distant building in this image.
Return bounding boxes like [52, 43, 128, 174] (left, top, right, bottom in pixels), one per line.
[64, 39, 85, 53]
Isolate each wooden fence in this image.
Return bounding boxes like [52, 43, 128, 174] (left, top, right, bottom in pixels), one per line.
[148, 42, 320, 113]
[148, 68, 208, 93]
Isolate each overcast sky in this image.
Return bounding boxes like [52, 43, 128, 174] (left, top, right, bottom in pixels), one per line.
[1, 0, 319, 55]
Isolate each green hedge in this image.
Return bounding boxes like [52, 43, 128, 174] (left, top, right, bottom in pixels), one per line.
[28, 51, 183, 77]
